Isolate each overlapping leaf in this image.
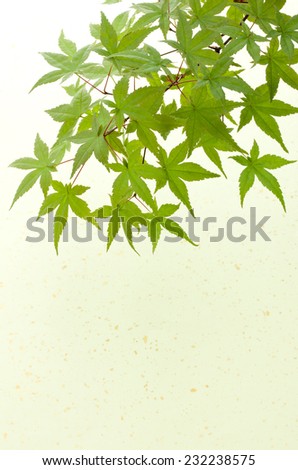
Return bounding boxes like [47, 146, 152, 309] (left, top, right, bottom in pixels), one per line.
[70, 106, 112, 176]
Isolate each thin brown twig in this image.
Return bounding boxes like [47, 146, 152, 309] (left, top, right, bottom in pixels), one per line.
[104, 66, 113, 94]
[249, 18, 256, 31]
[176, 83, 190, 103]
[76, 74, 112, 95]
[72, 163, 85, 185]
[169, 20, 176, 30]
[104, 117, 115, 137]
[176, 58, 184, 81]
[161, 49, 178, 56]
[104, 137, 122, 163]
[178, 79, 197, 85]
[105, 117, 130, 137]
[165, 73, 191, 102]
[56, 158, 75, 166]
[134, 195, 150, 212]
[209, 45, 221, 54]
[76, 74, 105, 94]
[223, 14, 249, 48]
[142, 147, 147, 164]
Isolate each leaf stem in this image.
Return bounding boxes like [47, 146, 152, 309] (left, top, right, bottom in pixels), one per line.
[56, 158, 75, 166]
[103, 66, 113, 94]
[176, 83, 190, 103]
[176, 59, 184, 81]
[76, 74, 106, 94]
[134, 195, 150, 212]
[178, 79, 197, 85]
[104, 138, 122, 163]
[72, 163, 86, 185]
[161, 49, 178, 56]
[76, 73, 112, 95]
[169, 21, 176, 31]
[104, 117, 130, 137]
[104, 117, 115, 137]
[222, 14, 250, 49]
[142, 147, 147, 164]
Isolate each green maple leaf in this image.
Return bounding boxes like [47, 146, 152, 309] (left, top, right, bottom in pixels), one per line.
[118, 27, 157, 51]
[107, 83, 166, 156]
[108, 202, 145, 254]
[122, 85, 165, 120]
[46, 88, 91, 123]
[113, 11, 131, 34]
[92, 200, 146, 254]
[58, 31, 77, 57]
[239, 84, 298, 152]
[189, 0, 229, 29]
[135, 141, 220, 215]
[166, 10, 220, 75]
[39, 181, 91, 253]
[259, 39, 298, 100]
[164, 142, 220, 214]
[233, 0, 287, 34]
[31, 32, 100, 91]
[174, 87, 243, 155]
[230, 140, 295, 210]
[109, 141, 156, 211]
[110, 81, 163, 114]
[191, 132, 242, 177]
[90, 11, 130, 39]
[146, 202, 180, 252]
[70, 106, 111, 176]
[100, 12, 118, 54]
[131, 0, 174, 38]
[268, 12, 298, 58]
[105, 44, 172, 77]
[93, 196, 197, 254]
[197, 56, 253, 100]
[46, 88, 92, 141]
[145, 200, 197, 252]
[109, 81, 165, 129]
[10, 134, 57, 207]
[221, 22, 267, 62]
[202, 145, 226, 177]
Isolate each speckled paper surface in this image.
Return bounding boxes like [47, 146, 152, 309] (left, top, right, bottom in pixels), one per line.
[0, 0, 297, 450]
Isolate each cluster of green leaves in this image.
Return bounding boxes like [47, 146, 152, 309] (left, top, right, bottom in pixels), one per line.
[10, 0, 298, 253]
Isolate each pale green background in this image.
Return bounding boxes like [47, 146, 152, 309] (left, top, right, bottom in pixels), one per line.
[0, 0, 297, 450]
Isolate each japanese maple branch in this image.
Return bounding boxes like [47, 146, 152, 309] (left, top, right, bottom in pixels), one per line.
[104, 138, 122, 163]
[104, 117, 130, 137]
[55, 158, 75, 166]
[72, 163, 86, 185]
[142, 147, 147, 164]
[161, 49, 178, 56]
[222, 14, 250, 48]
[135, 196, 150, 211]
[129, 194, 150, 211]
[103, 66, 113, 94]
[76, 73, 112, 95]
